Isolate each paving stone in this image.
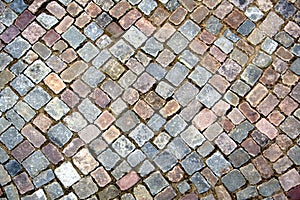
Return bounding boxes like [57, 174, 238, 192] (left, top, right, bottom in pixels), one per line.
[109, 39, 134, 63]
[54, 162, 80, 188]
[24, 60, 51, 84]
[144, 172, 169, 195]
[228, 148, 250, 167]
[167, 32, 189, 54]
[287, 145, 300, 165]
[5, 159, 22, 176]
[32, 169, 54, 188]
[258, 178, 281, 197]
[245, 6, 264, 21]
[111, 135, 135, 158]
[190, 172, 211, 194]
[72, 177, 98, 199]
[197, 84, 221, 108]
[167, 137, 190, 160]
[0, 6, 17, 26]
[221, 169, 246, 192]
[47, 122, 72, 147]
[97, 149, 120, 170]
[178, 20, 200, 41]
[13, 172, 34, 194]
[78, 99, 101, 123]
[62, 26, 86, 48]
[22, 150, 49, 177]
[122, 26, 147, 48]
[188, 66, 211, 87]
[141, 37, 163, 58]
[259, 12, 284, 37]
[111, 160, 131, 180]
[180, 152, 204, 175]
[0, 127, 23, 150]
[177, 181, 190, 194]
[129, 124, 154, 147]
[240, 163, 262, 185]
[116, 110, 139, 132]
[4, 184, 19, 200]
[206, 151, 232, 177]
[41, 143, 63, 165]
[36, 13, 58, 30]
[4, 36, 30, 59]
[241, 64, 263, 86]
[146, 63, 166, 81]
[44, 97, 69, 121]
[91, 166, 111, 187]
[229, 120, 254, 143]
[137, 159, 154, 178]
[109, 98, 127, 115]
[44, 182, 64, 200]
[133, 72, 156, 93]
[77, 42, 99, 62]
[205, 16, 223, 35]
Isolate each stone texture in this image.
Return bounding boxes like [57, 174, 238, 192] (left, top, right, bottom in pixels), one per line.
[1, 1, 299, 198]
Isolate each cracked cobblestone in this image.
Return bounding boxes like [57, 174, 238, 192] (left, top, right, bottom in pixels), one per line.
[0, 0, 299, 199]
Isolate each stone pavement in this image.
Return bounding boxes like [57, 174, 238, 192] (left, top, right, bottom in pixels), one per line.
[0, 0, 299, 199]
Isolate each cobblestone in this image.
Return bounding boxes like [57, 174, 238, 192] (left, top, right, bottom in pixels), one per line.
[0, 1, 299, 199]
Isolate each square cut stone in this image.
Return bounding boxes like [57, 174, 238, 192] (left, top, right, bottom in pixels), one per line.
[189, 66, 212, 87]
[14, 101, 36, 122]
[142, 37, 164, 57]
[129, 124, 154, 147]
[138, 0, 157, 15]
[133, 72, 156, 93]
[73, 148, 99, 175]
[179, 20, 200, 41]
[102, 59, 125, 80]
[109, 39, 134, 63]
[97, 149, 120, 170]
[36, 13, 59, 29]
[167, 137, 191, 160]
[215, 132, 237, 155]
[144, 172, 168, 195]
[48, 123, 73, 147]
[206, 151, 232, 177]
[166, 62, 189, 87]
[153, 150, 177, 172]
[123, 26, 147, 48]
[221, 169, 246, 192]
[78, 99, 101, 123]
[0, 127, 23, 150]
[22, 22, 46, 44]
[259, 12, 284, 37]
[24, 86, 51, 110]
[64, 112, 88, 132]
[0, 87, 18, 112]
[22, 150, 50, 177]
[44, 73, 66, 94]
[24, 60, 51, 84]
[62, 26, 86, 48]
[165, 115, 188, 137]
[197, 84, 221, 108]
[84, 22, 103, 41]
[44, 97, 70, 120]
[82, 66, 105, 87]
[91, 166, 112, 187]
[167, 32, 189, 54]
[133, 100, 154, 120]
[95, 110, 115, 130]
[181, 125, 206, 149]
[55, 162, 81, 188]
[112, 135, 135, 158]
[78, 42, 99, 62]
